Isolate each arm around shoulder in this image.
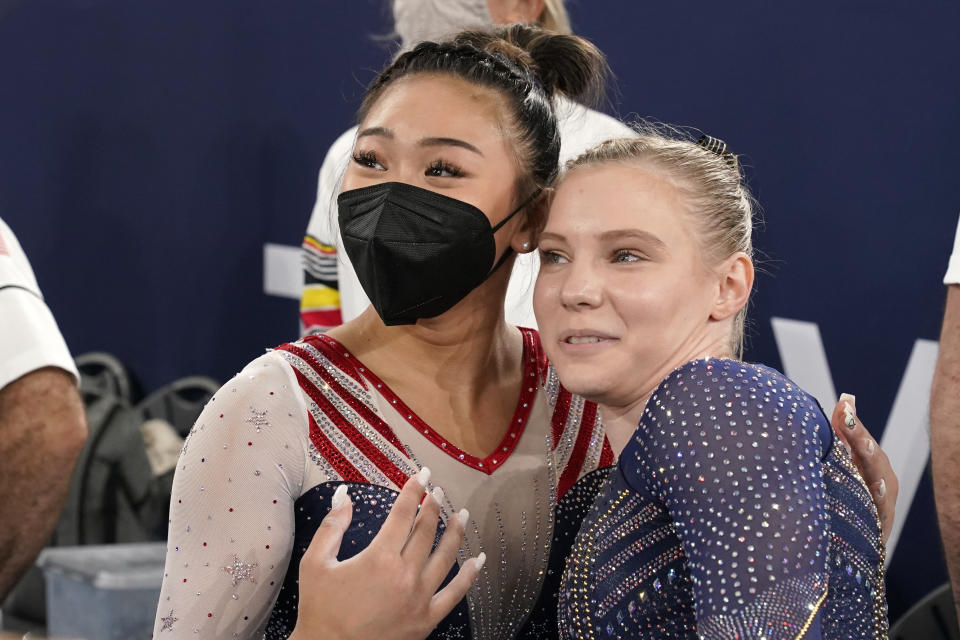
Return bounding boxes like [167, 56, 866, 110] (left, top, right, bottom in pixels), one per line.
[620, 359, 829, 638]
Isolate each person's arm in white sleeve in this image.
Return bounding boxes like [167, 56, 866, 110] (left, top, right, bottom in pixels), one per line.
[300, 127, 358, 333]
[943, 213, 960, 286]
[931, 213, 960, 619]
[0, 218, 86, 600]
[153, 352, 308, 638]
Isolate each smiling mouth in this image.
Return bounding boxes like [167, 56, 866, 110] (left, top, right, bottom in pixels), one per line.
[561, 334, 620, 346]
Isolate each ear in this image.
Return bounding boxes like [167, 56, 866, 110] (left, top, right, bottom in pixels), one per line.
[710, 252, 754, 321]
[523, 0, 548, 23]
[494, 0, 547, 23]
[510, 190, 550, 254]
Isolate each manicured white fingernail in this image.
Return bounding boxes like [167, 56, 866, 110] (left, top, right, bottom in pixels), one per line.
[865, 439, 875, 456]
[843, 402, 856, 429]
[331, 484, 349, 510]
[474, 552, 486, 571]
[839, 393, 856, 409]
[431, 486, 445, 506]
[878, 479, 887, 498]
[457, 508, 469, 528]
[416, 467, 431, 488]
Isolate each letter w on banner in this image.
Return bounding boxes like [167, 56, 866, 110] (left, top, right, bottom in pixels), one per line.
[771, 317, 938, 565]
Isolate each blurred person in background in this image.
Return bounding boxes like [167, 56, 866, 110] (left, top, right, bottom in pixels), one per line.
[0, 217, 87, 601]
[931, 214, 960, 618]
[299, 0, 633, 332]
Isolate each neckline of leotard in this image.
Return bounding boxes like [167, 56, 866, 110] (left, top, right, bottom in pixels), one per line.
[304, 328, 543, 475]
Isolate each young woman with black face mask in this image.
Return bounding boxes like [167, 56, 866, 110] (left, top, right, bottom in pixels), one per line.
[153, 25, 615, 640]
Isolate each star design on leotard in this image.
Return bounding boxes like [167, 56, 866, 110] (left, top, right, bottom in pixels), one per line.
[159, 610, 178, 632]
[527, 620, 551, 638]
[180, 430, 192, 456]
[181, 421, 204, 456]
[439, 624, 467, 639]
[245, 407, 270, 433]
[222, 554, 258, 587]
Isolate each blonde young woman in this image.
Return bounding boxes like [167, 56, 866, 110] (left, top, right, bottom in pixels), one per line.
[537, 133, 889, 638]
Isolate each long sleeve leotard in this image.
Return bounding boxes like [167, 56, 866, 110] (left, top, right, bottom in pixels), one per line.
[558, 358, 887, 639]
[153, 330, 614, 639]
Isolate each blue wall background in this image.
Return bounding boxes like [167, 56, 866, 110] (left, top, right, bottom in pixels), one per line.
[2, 0, 957, 621]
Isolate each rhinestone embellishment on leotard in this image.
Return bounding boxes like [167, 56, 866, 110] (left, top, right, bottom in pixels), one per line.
[558, 359, 888, 639]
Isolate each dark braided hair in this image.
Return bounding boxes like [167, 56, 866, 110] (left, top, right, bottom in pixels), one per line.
[357, 24, 608, 201]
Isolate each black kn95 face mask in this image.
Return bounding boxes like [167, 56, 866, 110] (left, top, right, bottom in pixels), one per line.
[337, 181, 539, 326]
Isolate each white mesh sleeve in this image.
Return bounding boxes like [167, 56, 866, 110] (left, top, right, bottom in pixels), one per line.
[153, 351, 309, 638]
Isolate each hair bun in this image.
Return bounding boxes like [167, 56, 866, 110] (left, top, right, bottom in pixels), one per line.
[451, 24, 608, 105]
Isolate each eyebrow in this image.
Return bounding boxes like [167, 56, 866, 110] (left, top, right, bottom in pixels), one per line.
[539, 229, 667, 248]
[418, 137, 484, 156]
[598, 229, 666, 247]
[357, 126, 393, 139]
[355, 128, 484, 157]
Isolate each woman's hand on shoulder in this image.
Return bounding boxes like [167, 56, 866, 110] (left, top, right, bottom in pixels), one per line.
[288, 469, 485, 640]
[830, 393, 899, 543]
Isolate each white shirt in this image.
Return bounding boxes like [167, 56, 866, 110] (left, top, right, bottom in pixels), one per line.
[301, 98, 635, 329]
[946, 214, 960, 285]
[0, 217, 78, 390]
